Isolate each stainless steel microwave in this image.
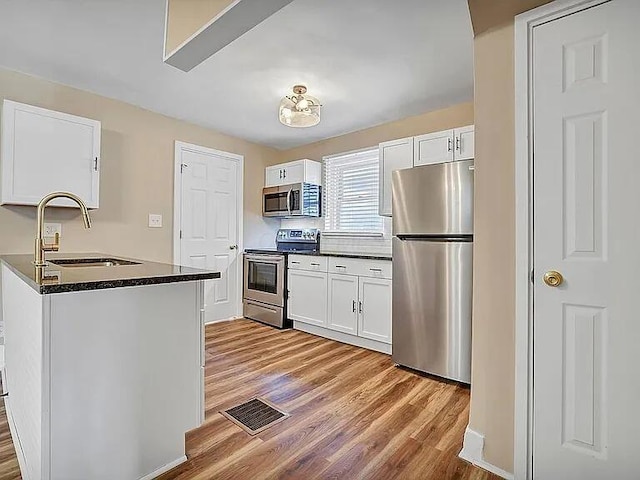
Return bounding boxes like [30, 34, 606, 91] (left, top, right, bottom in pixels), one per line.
[262, 182, 322, 218]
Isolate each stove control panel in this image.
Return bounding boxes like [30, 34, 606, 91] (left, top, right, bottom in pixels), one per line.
[276, 228, 320, 243]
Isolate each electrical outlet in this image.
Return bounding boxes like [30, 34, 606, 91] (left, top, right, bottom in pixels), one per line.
[148, 214, 163, 228]
[44, 223, 62, 237]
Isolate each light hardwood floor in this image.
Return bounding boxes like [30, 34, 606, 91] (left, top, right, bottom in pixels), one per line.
[0, 319, 499, 480]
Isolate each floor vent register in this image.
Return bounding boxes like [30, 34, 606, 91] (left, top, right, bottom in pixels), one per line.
[220, 397, 289, 435]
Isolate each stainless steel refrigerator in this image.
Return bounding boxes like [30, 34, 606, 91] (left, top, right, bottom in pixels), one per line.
[392, 159, 474, 383]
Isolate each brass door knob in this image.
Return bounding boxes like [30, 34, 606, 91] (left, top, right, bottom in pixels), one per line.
[543, 270, 564, 287]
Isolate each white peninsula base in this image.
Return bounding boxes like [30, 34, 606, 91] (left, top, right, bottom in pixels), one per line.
[2, 264, 205, 480]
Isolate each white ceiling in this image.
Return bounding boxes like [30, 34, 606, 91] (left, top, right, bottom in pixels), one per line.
[0, 0, 474, 150]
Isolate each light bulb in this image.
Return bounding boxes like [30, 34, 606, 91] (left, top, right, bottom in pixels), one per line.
[296, 98, 309, 110]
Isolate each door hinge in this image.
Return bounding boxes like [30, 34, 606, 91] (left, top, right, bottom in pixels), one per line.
[530, 269, 535, 284]
[179, 230, 183, 239]
[180, 163, 188, 173]
[94, 157, 99, 171]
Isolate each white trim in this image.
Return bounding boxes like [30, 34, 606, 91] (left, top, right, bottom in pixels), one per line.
[322, 145, 378, 161]
[173, 140, 245, 319]
[139, 455, 187, 480]
[460, 428, 514, 480]
[513, 1, 610, 479]
[293, 321, 391, 355]
[321, 231, 384, 238]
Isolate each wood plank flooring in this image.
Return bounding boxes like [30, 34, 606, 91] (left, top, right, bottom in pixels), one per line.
[0, 319, 499, 480]
[158, 319, 498, 480]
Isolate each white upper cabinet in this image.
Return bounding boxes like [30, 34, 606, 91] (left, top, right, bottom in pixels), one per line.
[454, 125, 475, 161]
[265, 159, 322, 187]
[1, 100, 101, 208]
[413, 129, 454, 166]
[378, 137, 413, 216]
[413, 125, 475, 167]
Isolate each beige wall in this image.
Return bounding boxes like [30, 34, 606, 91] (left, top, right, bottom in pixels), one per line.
[0, 68, 280, 261]
[278, 102, 474, 163]
[467, 0, 553, 36]
[466, 0, 553, 474]
[469, 22, 516, 472]
[165, 0, 234, 54]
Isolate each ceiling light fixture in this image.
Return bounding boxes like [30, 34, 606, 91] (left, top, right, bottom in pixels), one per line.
[279, 85, 321, 128]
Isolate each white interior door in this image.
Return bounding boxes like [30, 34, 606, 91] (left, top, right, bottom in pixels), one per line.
[533, 1, 640, 478]
[177, 143, 242, 323]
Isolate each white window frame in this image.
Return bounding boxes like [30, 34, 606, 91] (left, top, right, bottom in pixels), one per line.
[322, 146, 384, 237]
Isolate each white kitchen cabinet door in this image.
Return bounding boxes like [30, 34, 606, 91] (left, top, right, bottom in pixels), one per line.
[327, 273, 358, 335]
[413, 130, 453, 166]
[288, 269, 327, 327]
[281, 161, 303, 184]
[264, 159, 322, 187]
[265, 166, 284, 187]
[357, 277, 392, 344]
[1, 100, 101, 208]
[454, 125, 474, 161]
[378, 137, 413, 216]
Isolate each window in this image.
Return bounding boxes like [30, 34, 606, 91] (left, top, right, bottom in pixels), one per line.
[324, 147, 384, 234]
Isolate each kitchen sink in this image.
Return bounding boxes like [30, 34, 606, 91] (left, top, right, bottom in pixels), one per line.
[49, 258, 141, 268]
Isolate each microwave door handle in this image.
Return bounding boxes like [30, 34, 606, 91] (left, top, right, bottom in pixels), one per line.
[286, 189, 292, 216]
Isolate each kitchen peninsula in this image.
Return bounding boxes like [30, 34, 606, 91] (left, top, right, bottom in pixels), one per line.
[0, 253, 219, 480]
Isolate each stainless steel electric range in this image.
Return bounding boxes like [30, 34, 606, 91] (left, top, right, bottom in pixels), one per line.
[243, 228, 320, 329]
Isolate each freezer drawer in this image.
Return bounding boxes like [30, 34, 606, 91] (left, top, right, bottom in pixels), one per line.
[392, 237, 472, 383]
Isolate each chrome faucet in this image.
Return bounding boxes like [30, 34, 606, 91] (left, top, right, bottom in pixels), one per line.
[34, 192, 92, 266]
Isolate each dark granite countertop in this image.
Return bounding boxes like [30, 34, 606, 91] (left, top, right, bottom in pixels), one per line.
[245, 249, 392, 261]
[0, 252, 220, 294]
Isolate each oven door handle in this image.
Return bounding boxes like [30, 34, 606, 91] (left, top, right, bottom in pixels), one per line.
[245, 254, 285, 264]
[286, 189, 292, 216]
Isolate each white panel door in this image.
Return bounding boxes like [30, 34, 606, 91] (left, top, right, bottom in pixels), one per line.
[357, 277, 392, 344]
[179, 145, 240, 322]
[378, 137, 413, 216]
[533, 2, 640, 478]
[288, 269, 327, 327]
[453, 125, 474, 161]
[413, 129, 453, 166]
[327, 273, 358, 335]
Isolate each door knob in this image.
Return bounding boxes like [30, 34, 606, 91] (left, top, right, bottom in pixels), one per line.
[543, 270, 564, 287]
[229, 245, 238, 250]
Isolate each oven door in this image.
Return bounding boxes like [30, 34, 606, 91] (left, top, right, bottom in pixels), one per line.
[243, 254, 285, 307]
[262, 184, 302, 217]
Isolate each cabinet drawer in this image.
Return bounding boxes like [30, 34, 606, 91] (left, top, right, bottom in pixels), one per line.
[328, 257, 392, 279]
[288, 255, 328, 272]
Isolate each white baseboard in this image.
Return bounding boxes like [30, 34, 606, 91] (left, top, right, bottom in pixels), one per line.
[293, 321, 392, 355]
[459, 427, 514, 480]
[139, 455, 187, 480]
[205, 315, 242, 325]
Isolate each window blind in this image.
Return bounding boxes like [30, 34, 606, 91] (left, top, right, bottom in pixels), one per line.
[323, 148, 384, 234]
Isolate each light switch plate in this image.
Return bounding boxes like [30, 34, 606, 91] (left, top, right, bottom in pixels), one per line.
[148, 214, 163, 228]
[44, 223, 62, 237]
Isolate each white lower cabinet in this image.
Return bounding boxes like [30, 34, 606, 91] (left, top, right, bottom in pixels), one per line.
[288, 255, 392, 353]
[327, 273, 359, 335]
[288, 268, 327, 327]
[358, 277, 392, 343]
